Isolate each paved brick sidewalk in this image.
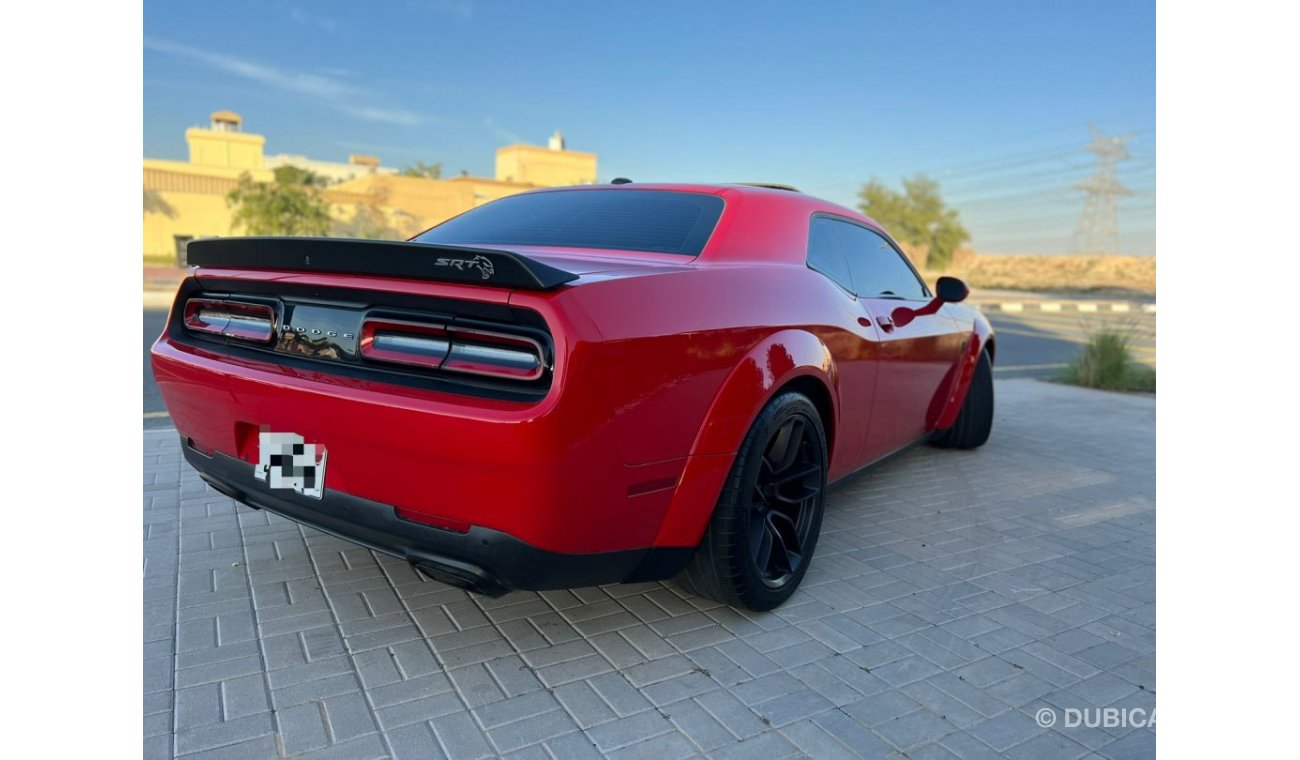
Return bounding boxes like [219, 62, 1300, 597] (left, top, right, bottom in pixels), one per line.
[143, 379, 1155, 759]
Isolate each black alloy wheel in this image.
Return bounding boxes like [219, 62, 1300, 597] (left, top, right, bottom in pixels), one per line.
[749, 415, 823, 588]
[675, 392, 828, 611]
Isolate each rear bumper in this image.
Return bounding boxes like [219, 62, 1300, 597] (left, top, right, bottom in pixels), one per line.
[152, 334, 689, 555]
[183, 438, 691, 594]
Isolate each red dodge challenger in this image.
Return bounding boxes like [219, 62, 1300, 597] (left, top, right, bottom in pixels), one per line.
[152, 183, 994, 610]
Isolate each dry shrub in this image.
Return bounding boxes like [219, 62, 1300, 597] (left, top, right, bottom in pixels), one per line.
[1059, 329, 1156, 392]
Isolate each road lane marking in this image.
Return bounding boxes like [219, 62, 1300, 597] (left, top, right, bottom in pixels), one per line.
[994, 363, 1069, 372]
[989, 326, 1092, 342]
[989, 326, 1156, 349]
[144, 411, 170, 419]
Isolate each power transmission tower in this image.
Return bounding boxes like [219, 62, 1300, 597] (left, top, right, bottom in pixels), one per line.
[1071, 125, 1132, 255]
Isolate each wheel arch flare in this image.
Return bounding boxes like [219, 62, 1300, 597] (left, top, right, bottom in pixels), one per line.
[652, 329, 839, 548]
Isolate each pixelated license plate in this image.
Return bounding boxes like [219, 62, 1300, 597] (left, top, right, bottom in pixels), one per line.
[255, 431, 328, 500]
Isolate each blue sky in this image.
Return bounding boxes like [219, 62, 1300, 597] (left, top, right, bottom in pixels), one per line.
[144, 0, 1155, 255]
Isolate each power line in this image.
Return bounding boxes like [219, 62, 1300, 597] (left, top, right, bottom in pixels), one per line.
[941, 157, 1154, 196]
[808, 125, 1154, 190]
[922, 128, 1155, 182]
[949, 178, 1154, 213]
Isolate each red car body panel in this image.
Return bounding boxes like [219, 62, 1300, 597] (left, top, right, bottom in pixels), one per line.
[152, 183, 993, 589]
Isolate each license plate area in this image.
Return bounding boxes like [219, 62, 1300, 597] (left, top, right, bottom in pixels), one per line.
[255, 430, 328, 499]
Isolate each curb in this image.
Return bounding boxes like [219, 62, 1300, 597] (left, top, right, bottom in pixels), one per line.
[975, 301, 1155, 315]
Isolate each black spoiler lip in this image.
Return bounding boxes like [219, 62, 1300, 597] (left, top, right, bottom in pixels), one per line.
[185, 236, 580, 290]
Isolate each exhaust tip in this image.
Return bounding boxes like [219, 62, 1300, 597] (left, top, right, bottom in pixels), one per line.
[411, 559, 507, 597]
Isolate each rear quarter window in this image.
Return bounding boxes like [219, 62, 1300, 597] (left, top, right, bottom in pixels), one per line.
[807, 216, 854, 293]
[416, 189, 725, 256]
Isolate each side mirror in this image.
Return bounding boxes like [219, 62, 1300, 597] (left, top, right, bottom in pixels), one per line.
[889, 277, 970, 329]
[936, 276, 969, 303]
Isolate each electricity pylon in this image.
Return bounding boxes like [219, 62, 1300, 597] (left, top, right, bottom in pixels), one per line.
[1071, 125, 1132, 256]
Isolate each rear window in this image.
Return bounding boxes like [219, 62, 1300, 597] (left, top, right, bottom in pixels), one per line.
[415, 189, 724, 256]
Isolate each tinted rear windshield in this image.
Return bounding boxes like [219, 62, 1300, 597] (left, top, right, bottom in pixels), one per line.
[415, 189, 724, 256]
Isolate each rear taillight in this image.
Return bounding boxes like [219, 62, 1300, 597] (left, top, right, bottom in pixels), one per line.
[360, 317, 545, 381]
[183, 298, 276, 343]
[442, 326, 545, 380]
[359, 318, 450, 371]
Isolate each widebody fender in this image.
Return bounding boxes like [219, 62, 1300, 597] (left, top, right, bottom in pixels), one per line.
[652, 329, 839, 547]
[932, 308, 995, 431]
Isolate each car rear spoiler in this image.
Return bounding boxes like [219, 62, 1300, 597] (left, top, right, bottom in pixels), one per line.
[185, 237, 579, 290]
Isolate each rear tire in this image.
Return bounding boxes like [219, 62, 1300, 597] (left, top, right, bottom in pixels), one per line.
[675, 392, 827, 611]
[932, 349, 994, 449]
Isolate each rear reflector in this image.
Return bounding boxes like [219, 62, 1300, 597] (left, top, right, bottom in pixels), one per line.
[394, 508, 471, 533]
[359, 318, 545, 381]
[183, 298, 276, 343]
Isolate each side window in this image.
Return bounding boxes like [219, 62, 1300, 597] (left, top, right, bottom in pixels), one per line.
[807, 217, 853, 293]
[834, 222, 928, 300]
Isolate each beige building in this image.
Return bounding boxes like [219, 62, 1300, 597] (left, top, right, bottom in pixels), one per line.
[496, 131, 598, 186]
[143, 112, 599, 264]
[263, 152, 397, 184]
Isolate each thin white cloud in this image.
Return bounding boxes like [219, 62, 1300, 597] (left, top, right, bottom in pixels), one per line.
[288, 5, 338, 32]
[484, 117, 524, 144]
[144, 38, 425, 127]
[345, 106, 422, 127]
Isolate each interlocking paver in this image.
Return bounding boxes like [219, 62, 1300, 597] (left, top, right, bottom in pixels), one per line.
[430, 711, 494, 758]
[144, 379, 1155, 757]
[175, 682, 222, 730]
[641, 670, 717, 706]
[900, 680, 985, 728]
[448, 662, 507, 708]
[663, 696, 735, 751]
[985, 671, 1056, 706]
[276, 702, 331, 754]
[874, 707, 956, 750]
[695, 688, 769, 740]
[753, 687, 836, 727]
[586, 709, 678, 752]
[374, 691, 463, 730]
[554, 680, 620, 728]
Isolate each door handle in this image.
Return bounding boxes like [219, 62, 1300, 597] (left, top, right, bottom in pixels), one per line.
[877, 315, 895, 333]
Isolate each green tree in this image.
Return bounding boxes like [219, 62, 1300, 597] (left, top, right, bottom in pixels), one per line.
[331, 193, 416, 241]
[399, 161, 443, 179]
[857, 174, 969, 270]
[227, 166, 332, 236]
[144, 188, 176, 218]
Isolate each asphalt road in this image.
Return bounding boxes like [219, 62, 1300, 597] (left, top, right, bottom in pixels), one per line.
[986, 308, 1155, 379]
[142, 306, 1155, 428]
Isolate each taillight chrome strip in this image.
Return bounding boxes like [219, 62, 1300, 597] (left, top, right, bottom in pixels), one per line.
[443, 326, 545, 381]
[183, 298, 276, 343]
[358, 317, 546, 381]
[360, 318, 451, 370]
